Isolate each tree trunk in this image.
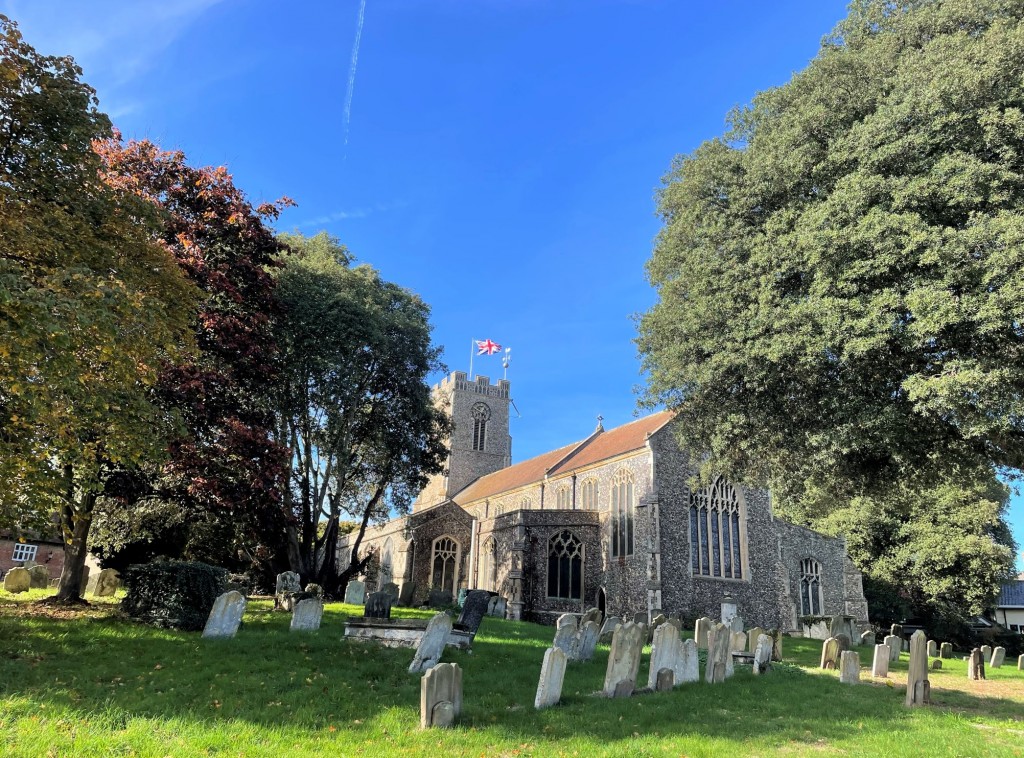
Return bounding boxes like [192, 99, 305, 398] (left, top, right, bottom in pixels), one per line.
[53, 491, 96, 604]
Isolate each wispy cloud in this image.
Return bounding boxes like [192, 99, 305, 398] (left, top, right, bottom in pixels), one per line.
[295, 201, 406, 229]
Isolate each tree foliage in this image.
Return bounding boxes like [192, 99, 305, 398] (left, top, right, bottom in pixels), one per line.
[639, 0, 1024, 500]
[273, 232, 448, 594]
[0, 16, 198, 601]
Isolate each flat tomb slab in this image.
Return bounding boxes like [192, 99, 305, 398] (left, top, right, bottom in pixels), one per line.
[344, 617, 473, 649]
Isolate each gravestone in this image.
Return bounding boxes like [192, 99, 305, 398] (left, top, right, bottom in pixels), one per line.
[3, 567, 30, 593]
[455, 590, 490, 635]
[679, 637, 700, 683]
[666, 616, 683, 631]
[648, 623, 683, 689]
[890, 623, 903, 638]
[694, 616, 713, 650]
[290, 597, 324, 631]
[381, 582, 400, 603]
[581, 607, 602, 627]
[648, 613, 668, 641]
[884, 634, 901, 662]
[427, 588, 452, 608]
[981, 644, 992, 662]
[839, 650, 861, 684]
[599, 616, 621, 642]
[94, 568, 119, 597]
[753, 633, 773, 675]
[576, 620, 600, 662]
[926, 639, 937, 658]
[420, 662, 462, 728]
[990, 646, 1006, 668]
[807, 619, 830, 640]
[872, 644, 889, 677]
[1017, 654, 1024, 671]
[720, 596, 738, 628]
[860, 630, 875, 647]
[655, 668, 674, 692]
[968, 648, 986, 680]
[930, 659, 942, 670]
[835, 633, 851, 652]
[486, 596, 506, 617]
[747, 626, 764, 653]
[398, 582, 416, 607]
[304, 583, 324, 598]
[534, 647, 567, 709]
[730, 615, 744, 634]
[409, 613, 452, 674]
[553, 614, 578, 658]
[940, 642, 953, 659]
[456, 588, 468, 607]
[705, 622, 731, 684]
[603, 621, 644, 697]
[364, 591, 393, 619]
[345, 579, 367, 605]
[820, 637, 841, 670]
[905, 630, 930, 707]
[829, 615, 857, 642]
[730, 631, 747, 654]
[275, 571, 301, 610]
[202, 591, 246, 638]
[28, 565, 49, 589]
[769, 628, 784, 662]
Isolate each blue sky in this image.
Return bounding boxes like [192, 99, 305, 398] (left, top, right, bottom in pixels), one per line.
[6, 0, 1022, 569]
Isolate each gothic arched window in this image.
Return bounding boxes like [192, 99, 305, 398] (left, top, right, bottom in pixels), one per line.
[555, 484, 571, 510]
[478, 537, 496, 591]
[580, 478, 598, 511]
[471, 402, 490, 451]
[547, 530, 583, 599]
[431, 536, 460, 594]
[800, 558, 823, 616]
[518, 496, 531, 511]
[610, 469, 634, 558]
[689, 477, 745, 579]
[379, 537, 394, 589]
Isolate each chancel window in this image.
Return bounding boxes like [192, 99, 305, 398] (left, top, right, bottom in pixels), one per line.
[555, 484, 571, 510]
[547, 530, 583, 599]
[799, 558, 823, 616]
[478, 537, 496, 591]
[689, 477, 745, 579]
[472, 402, 490, 451]
[379, 537, 394, 589]
[431, 536, 460, 594]
[610, 469, 634, 558]
[580, 479, 598, 511]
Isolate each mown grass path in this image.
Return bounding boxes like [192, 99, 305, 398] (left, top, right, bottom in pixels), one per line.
[2, 591, 1022, 757]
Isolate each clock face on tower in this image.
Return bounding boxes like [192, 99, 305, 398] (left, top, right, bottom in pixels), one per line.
[471, 402, 491, 421]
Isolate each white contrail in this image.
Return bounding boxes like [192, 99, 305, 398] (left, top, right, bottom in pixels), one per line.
[342, 0, 367, 157]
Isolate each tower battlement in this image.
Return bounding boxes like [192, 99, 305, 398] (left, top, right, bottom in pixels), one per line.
[434, 371, 510, 399]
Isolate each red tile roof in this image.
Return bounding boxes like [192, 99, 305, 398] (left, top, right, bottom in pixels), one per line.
[451, 410, 674, 506]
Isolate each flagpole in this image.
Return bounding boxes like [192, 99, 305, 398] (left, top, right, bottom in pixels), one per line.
[468, 337, 475, 380]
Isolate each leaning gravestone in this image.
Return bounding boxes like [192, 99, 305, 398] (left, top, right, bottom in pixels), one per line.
[839, 650, 861, 684]
[746, 626, 764, 653]
[365, 591, 393, 619]
[202, 591, 246, 638]
[290, 597, 324, 632]
[28, 565, 49, 589]
[968, 648, 986, 680]
[581, 606, 602, 627]
[599, 616, 621, 642]
[648, 613, 668, 641]
[3, 567, 30, 593]
[398, 582, 416, 606]
[427, 588, 452, 608]
[926, 639, 937, 658]
[891, 623, 903, 638]
[884, 634, 901, 662]
[648, 623, 683, 689]
[553, 614, 578, 658]
[345, 579, 367, 605]
[905, 630, 930, 707]
[409, 613, 452, 674]
[381, 582, 400, 603]
[990, 646, 1006, 668]
[94, 568, 120, 597]
[860, 630, 875, 647]
[534, 646, 568, 709]
[981, 644, 992, 661]
[603, 621, 645, 697]
[940, 642, 953, 659]
[820, 637, 841, 670]
[575, 620, 600, 662]
[694, 616, 713, 650]
[455, 590, 490, 636]
[753, 633, 773, 675]
[420, 662, 462, 728]
[705, 622, 731, 684]
[872, 644, 890, 678]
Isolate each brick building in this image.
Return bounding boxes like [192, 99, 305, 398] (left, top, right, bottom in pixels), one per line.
[0, 532, 66, 584]
[338, 371, 870, 630]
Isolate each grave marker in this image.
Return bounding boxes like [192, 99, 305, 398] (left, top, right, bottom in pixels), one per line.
[905, 630, 930, 707]
[839, 650, 860, 684]
[603, 621, 644, 697]
[290, 598, 324, 631]
[202, 591, 246, 638]
[871, 644, 889, 677]
[534, 647, 567, 709]
[420, 662, 462, 728]
[409, 613, 452, 674]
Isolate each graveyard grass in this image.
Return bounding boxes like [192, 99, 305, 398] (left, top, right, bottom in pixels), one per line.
[2, 592, 1023, 757]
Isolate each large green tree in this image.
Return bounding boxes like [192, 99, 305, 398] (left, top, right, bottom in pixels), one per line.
[273, 232, 448, 595]
[0, 16, 197, 601]
[637, 0, 1022, 616]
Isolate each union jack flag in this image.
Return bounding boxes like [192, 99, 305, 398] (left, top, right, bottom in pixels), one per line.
[476, 338, 502, 355]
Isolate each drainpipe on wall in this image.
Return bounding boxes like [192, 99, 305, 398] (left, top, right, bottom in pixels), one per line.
[468, 518, 479, 589]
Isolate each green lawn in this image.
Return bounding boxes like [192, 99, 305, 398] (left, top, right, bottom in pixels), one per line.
[1, 590, 1022, 757]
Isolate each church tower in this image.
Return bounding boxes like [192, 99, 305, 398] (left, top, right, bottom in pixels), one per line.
[414, 371, 512, 510]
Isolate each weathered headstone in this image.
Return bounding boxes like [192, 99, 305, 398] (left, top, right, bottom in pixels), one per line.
[409, 612, 452, 674]
[364, 591, 393, 619]
[939, 642, 953, 659]
[747, 626, 764, 653]
[655, 668, 674, 692]
[872, 644, 889, 677]
[345, 579, 367, 605]
[202, 591, 246, 638]
[534, 647, 567, 709]
[576, 620, 600, 662]
[603, 621, 644, 697]
[720, 596, 738, 628]
[905, 629, 930, 707]
[694, 616, 713, 650]
[981, 644, 992, 662]
[860, 630, 875, 647]
[839, 650, 861, 684]
[890, 623, 903, 638]
[3, 567, 30, 593]
[990, 646, 1006, 668]
[427, 588, 452, 608]
[968, 648, 986, 680]
[730, 631, 747, 654]
[553, 614, 579, 658]
[28, 565, 49, 590]
[1017, 653, 1023, 671]
[835, 633, 851, 652]
[807, 619, 830, 640]
[820, 637, 841, 670]
[455, 590, 490, 636]
[705, 622, 731, 684]
[930, 659, 942, 670]
[599, 616, 621, 642]
[486, 595, 501, 617]
[730, 615, 744, 634]
[926, 639, 937, 658]
[666, 616, 683, 631]
[290, 597, 324, 631]
[581, 606, 602, 627]
[884, 634, 901, 662]
[381, 582, 400, 603]
[93, 568, 120, 597]
[753, 633, 773, 675]
[829, 615, 857, 642]
[398, 582, 416, 606]
[679, 637, 700, 683]
[648, 623, 683, 689]
[275, 571, 301, 610]
[648, 613, 668, 641]
[420, 662, 462, 728]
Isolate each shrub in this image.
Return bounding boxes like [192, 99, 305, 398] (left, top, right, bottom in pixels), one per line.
[121, 561, 227, 631]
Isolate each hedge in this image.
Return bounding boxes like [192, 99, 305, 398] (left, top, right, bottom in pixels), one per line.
[122, 561, 227, 631]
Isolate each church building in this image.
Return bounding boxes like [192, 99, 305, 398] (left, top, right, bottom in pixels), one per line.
[337, 371, 870, 630]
